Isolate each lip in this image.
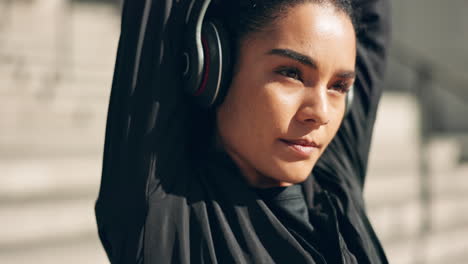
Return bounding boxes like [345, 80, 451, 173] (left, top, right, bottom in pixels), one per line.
[279, 138, 320, 158]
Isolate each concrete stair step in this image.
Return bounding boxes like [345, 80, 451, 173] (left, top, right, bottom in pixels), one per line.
[427, 137, 463, 173]
[53, 82, 112, 99]
[0, 234, 108, 264]
[0, 156, 104, 262]
[0, 37, 117, 63]
[0, 198, 97, 248]
[0, 25, 118, 58]
[0, 91, 108, 153]
[0, 53, 115, 76]
[431, 193, 468, 233]
[433, 164, 468, 197]
[0, 131, 106, 155]
[366, 165, 468, 242]
[0, 116, 106, 155]
[0, 2, 119, 51]
[371, 93, 420, 145]
[367, 93, 421, 170]
[367, 145, 420, 171]
[0, 70, 112, 90]
[0, 157, 102, 200]
[425, 226, 468, 264]
[367, 199, 421, 245]
[364, 170, 420, 210]
[0, 78, 112, 100]
[0, 66, 113, 100]
[382, 239, 415, 264]
[381, 225, 468, 264]
[0, 102, 107, 128]
[1, 0, 117, 33]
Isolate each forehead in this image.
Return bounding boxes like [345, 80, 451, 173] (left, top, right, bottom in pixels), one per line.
[245, 3, 356, 68]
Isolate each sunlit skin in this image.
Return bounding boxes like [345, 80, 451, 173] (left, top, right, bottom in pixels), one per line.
[216, 3, 357, 188]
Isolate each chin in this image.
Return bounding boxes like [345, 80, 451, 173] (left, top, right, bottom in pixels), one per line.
[266, 159, 316, 186]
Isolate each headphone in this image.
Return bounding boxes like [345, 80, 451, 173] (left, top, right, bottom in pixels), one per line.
[182, 0, 354, 114]
[182, 0, 230, 107]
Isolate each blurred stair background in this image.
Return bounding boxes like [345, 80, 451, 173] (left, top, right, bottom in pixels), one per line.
[0, 0, 118, 263]
[365, 94, 468, 264]
[0, 1, 467, 264]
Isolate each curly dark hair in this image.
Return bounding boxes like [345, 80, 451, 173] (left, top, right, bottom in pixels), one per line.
[210, 1, 356, 36]
[207, 0, 358, 72]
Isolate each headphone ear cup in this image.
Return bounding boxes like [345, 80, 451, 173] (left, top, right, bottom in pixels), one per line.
[207, 20, 232, 107]
[193, 20, 231, 107]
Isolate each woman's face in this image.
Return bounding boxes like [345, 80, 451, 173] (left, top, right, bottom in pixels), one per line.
[216, 3, 356, 188]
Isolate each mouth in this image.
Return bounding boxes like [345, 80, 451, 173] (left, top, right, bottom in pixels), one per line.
[279, 138, 321, 158]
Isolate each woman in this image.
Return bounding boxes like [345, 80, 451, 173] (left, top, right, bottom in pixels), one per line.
[95, 0, 391, 263]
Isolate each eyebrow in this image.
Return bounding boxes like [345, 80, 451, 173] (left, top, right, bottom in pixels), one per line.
[267, 48, 318, 69]
[336, 71, 356, 79]
[267, 48, 356, 79]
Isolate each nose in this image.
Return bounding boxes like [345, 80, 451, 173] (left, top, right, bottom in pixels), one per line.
[295, 86, 331, 128]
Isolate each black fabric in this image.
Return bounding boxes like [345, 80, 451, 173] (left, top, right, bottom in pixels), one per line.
[253, 184, 353, 264]
[253, 185, 311, 230]
[95, 0, 392, 263]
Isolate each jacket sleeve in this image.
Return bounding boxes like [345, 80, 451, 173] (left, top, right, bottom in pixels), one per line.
[94, 0, 190, 262]
[313, 0, 392, 195]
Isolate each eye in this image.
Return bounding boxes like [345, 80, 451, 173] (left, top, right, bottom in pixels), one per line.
[275, 66, 303, 82]
[330, 81, 351, 94]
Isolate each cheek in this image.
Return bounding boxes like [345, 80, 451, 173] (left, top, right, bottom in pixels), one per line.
[216, 77, 265, 152]
[262, 84, 300, 131]
[216, 78, 296, 151]
[243, 80, 300, 140]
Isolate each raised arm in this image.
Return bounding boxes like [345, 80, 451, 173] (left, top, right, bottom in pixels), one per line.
[95, 0, 192, 261]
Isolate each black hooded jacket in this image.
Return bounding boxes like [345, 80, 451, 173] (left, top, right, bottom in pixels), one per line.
[95, 0, 392, 263]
